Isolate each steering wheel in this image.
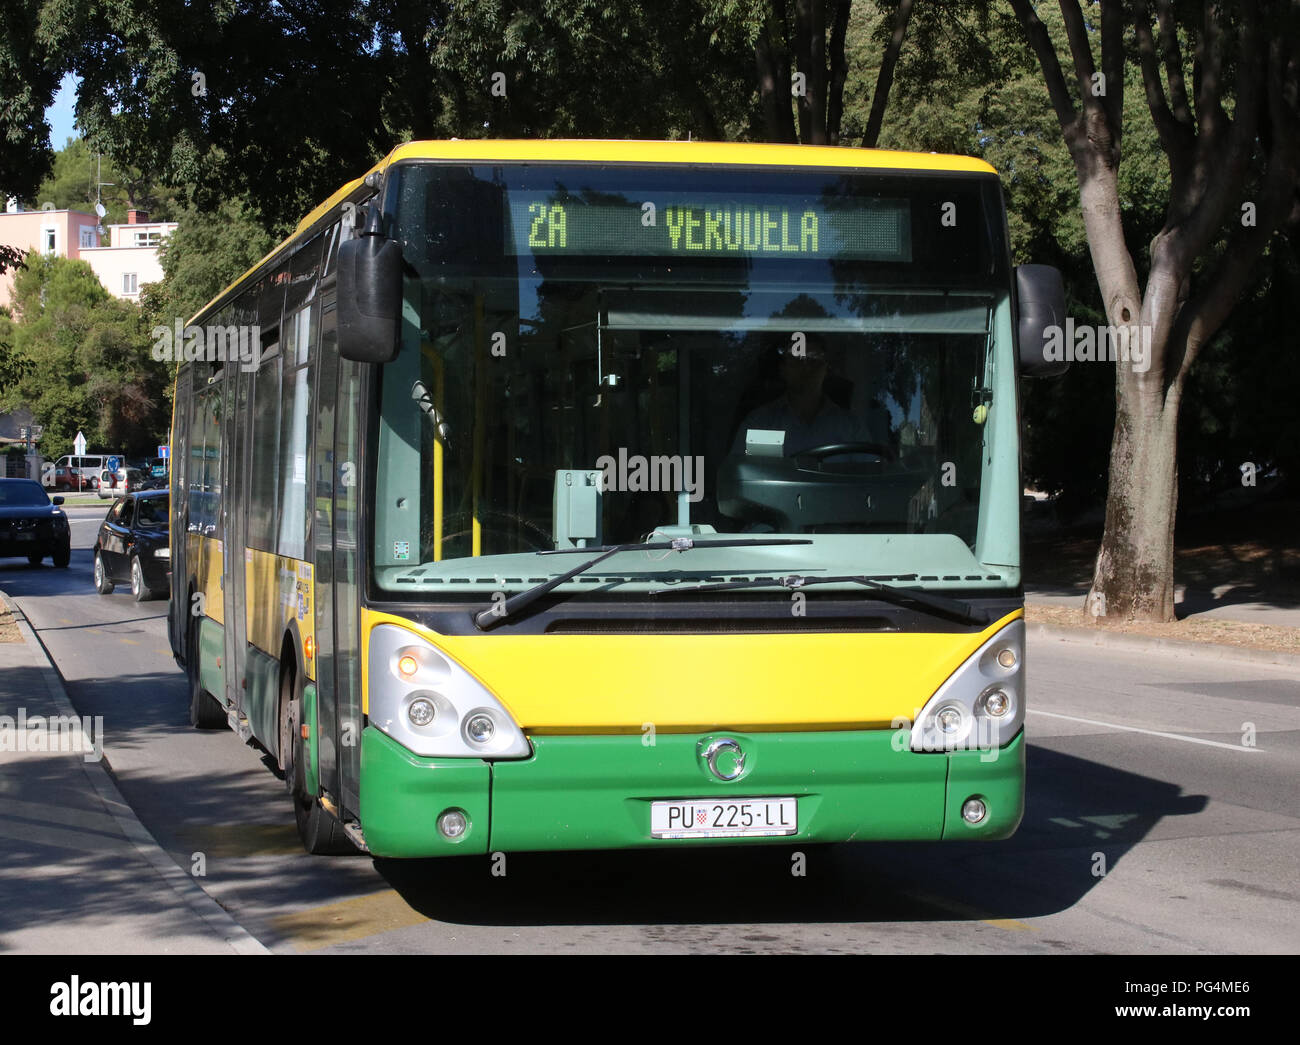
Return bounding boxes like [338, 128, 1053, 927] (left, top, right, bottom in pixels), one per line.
[794, 442, 897, 464]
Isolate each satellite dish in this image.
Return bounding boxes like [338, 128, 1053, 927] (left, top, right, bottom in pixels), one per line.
[94, 202, 107, 218]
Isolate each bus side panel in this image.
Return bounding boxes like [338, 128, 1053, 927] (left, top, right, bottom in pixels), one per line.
[244, 647, 280, 750]
[244, 548, 315, 674]
[189, 534, 223, 626]
[198, 616, 225, 705]
[243, 547, 315, 749]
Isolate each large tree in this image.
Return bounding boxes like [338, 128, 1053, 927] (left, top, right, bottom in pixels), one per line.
[140, 196, 274, 328]
[0, 0, 68, 275]
[1007, 0, 1300, 620]
[2, 254, 169, 456]
[46, 1, 758, 234]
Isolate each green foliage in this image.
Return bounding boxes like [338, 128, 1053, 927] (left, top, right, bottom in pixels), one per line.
[1, 254, 170, 457]
[28, 137, 181, 227]
[140, 196, 274, 327]
[0, 1, 65, 203]
[1181, 237, 1300, 495]
[9, 0, 1286, 519]
[41, 1, 761, 233]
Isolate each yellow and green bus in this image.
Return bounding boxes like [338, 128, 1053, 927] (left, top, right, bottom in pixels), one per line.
[168, 139, 1066, 856]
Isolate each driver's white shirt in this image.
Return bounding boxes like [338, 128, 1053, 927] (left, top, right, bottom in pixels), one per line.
[736, 396, 873, 456]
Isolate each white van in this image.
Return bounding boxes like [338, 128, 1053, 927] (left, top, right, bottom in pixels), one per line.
[50, 454, 126, 491]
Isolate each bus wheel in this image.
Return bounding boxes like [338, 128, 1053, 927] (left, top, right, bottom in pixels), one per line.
[283, 666, 356, 855]
[188, 615, 226, 729]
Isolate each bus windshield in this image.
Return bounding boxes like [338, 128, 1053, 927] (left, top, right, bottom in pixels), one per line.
[372, 162, 1018, 599]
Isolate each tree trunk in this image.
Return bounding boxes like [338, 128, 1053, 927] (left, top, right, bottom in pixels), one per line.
[1090, 380, 1180, 620]
[1008, 0, 1298, 623]
[862, 0, 914, 148]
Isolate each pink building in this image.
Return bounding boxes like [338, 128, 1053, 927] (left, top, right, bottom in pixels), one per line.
[0, 203, 177, 310]
[0, 202, 102, 310]
[79, 210, 178, 303]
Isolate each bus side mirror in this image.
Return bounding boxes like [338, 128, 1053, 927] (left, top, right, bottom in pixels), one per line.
[1015, 264, 1069, 377]
[337, 206, 402, 364]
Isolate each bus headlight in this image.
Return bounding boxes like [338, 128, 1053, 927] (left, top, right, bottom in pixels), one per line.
[464, 712, 496, 745]
[909, 619, 1025, 753]
[936, 705, 965, 734]
[368, 624, 531, 759]
[407, 697, 437, 727]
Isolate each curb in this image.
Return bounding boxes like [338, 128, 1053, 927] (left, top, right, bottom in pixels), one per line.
[0, 590, 270, 955]
[1027, 620, 1300, 669]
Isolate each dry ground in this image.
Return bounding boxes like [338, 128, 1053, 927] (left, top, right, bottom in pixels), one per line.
[1024, 495, 1300, 654]
[0, 604, 21, 643]
[1025, 602, 1300, 655]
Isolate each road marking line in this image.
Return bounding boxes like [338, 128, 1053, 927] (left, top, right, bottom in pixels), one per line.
[1027, 709, 1261, 752]
[900, 886, 1037, 931]
[271, 890, 429, 951]
[121, 638, 139, 645]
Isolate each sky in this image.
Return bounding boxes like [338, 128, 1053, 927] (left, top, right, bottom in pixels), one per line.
[46, 73, 79, 148]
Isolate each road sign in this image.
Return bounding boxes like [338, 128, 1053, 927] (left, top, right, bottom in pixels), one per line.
[106, 456, 120, 473]
[74, 431, 87, 456]
[157, 445, 170, 459]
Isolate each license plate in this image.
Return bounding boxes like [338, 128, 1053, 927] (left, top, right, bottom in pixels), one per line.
[14, 532, 35, 541]
[650, 798, 797, 839]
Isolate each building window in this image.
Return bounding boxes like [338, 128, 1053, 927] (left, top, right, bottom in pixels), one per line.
[133, 231, 160, 247]
[122, 273, 138, 295]
[43, 229, 56, 254]
[80, 227, 96, 248]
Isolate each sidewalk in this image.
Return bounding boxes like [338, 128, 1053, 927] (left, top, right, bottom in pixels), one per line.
[0, 594, 265, 954]
[1025, 586, 1300, 668]
[1026, 583, 1300, 628]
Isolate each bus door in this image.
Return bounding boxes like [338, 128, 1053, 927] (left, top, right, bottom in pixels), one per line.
[312, 287, 364, 815]
[221, 360, 253, 714]
[168, 365, 192, 660]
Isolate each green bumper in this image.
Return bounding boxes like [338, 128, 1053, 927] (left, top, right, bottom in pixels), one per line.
[359, 726, 1024, 858]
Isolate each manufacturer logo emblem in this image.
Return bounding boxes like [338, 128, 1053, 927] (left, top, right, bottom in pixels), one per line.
[703, 737, 746, 781]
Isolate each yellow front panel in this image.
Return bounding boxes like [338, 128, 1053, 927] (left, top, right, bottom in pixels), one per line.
[245, 547, 315, 680]
[361, 609, 1022, 733]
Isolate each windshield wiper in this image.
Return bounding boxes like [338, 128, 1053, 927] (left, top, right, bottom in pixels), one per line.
[473, 537, 811, 630]
[648, 573, 992, 626]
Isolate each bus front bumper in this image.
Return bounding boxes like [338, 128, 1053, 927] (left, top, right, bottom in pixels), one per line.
[359, 726, 1025, 858]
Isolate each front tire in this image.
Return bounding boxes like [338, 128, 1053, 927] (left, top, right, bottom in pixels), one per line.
[27, 552, 42, 566]
[94, 552, 114, 594]
[53, 543, 70, 568]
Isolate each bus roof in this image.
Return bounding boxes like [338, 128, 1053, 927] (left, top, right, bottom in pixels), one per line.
[191, 140, 998, 326]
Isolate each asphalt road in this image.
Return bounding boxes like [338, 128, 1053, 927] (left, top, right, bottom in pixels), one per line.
[2, 503, 1297, 954]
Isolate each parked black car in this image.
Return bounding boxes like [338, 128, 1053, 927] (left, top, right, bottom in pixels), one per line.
[93, 491, 170, 601]
[0, 478, 71, 567]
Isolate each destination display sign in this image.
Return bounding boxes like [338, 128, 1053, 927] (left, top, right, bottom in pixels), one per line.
[506, 195, 911, 261]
